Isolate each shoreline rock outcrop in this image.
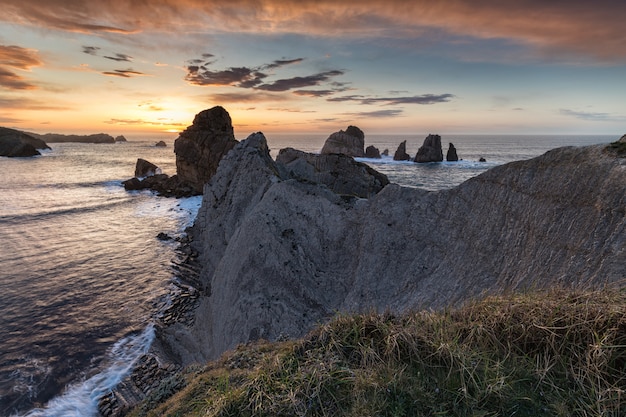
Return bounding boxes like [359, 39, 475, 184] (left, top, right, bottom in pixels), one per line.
[446, 143, 459, 161]
[174, 106, 239, 194]
[393, 140, 411, 161]
[156, 134, 625, 368]
[365, 145, 381, 159]
[414, 134, 443, 162]
[0, 127, 50, 157]
[320, 125, 365, 157]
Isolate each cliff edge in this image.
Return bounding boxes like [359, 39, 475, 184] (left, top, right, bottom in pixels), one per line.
[157, 134, 625, 365]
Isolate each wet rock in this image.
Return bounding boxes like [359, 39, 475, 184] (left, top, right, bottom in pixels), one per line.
[393, 140, 411, 161]
[446, 143, 459, 162]
[155, 141, 167, 147]
[365, 145, 381, 159]
[135, 158, 160, 177]
[414, 134, 443, 163]
[0, 127, 49, 157]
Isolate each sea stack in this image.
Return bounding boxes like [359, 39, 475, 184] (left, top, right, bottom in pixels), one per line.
[414, 134, 444, 163]
[174, 106, 239, 194]
[393, 140, 411, 161]
[446, 143, 459, 161]
[320, 125, 365, 157]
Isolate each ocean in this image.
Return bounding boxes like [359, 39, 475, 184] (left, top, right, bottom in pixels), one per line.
[0, 133, 615, 416]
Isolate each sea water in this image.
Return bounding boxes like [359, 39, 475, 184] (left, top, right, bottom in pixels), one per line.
[0, 133, 614, 416]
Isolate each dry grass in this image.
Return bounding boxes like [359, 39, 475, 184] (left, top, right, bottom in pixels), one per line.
[129, 287, 626, 417]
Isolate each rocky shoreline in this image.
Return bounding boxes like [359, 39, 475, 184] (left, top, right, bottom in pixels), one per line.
[98, 232, 202, 417]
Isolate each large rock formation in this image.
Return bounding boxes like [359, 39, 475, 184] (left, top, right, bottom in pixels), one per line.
[364, 145, 381, 159]
[174, 106, 239, 194]
[393, 140, 411, 161]
[157, 135, 625, 366]
[0, 127, 50, 157]
[276, 147, 388, 198]
[414, 134, 443, 162]
[446, 143, 459, 161]
[320, 125, 365, 157]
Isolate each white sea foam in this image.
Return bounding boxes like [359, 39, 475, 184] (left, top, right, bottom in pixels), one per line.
[20, 325, 154, 417]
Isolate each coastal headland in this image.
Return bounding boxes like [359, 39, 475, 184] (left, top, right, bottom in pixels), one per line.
[105, 108, 625, 416]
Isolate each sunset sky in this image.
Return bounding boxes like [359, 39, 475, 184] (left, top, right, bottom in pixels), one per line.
[1, 0, 625, 136]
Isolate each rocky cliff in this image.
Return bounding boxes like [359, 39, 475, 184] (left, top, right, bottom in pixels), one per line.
[157, 135, 625, 365]
[0, 127, 50, 157]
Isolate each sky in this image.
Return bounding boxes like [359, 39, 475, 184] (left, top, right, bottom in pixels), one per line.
[1, 0, 625, 136]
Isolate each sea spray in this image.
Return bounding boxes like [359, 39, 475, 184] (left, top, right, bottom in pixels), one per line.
[21, 325, 155, 417]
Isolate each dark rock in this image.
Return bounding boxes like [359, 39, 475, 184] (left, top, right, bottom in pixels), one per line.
[157, 232, 173, 241]
[174, 106, 239, 194]
[135, 158, 160, 177]
[155, 140, 167, 147]
[365, 145, 381, 159]
[414, 134, 444, 163]
[446, 143, 459, 161]
[123, 174, 198, 198]
[277, 146, 389, 198]
[393, 140, 411, 161]
[114, 135, 127, 142]
[382, 149, 389, 156]
[34, 133, 115, 143]
[0, 127, 48, 157]
[122, 177, 143, 190]
[320, 125, 365, 157]
[479, 157, 487, 162]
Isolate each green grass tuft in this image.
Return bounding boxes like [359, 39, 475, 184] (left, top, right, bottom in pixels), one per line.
[129, 287, 626, 417]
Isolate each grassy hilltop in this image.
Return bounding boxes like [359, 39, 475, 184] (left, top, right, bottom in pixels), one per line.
[129, 287, 626, 417]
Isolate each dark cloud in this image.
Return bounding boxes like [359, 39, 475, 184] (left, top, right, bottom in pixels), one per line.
[559, 109, 626, 122]
[82, 46, 100, 56]
[102, 69, 146, 78]
[256, 70, 344, 92]
[185, 56, 341, 93]
[345, 109, 404, 118]
[104, 53, 132, 62]
[264, 58, 304, 69]
[186, 66, 267, 87]
[328, 94, 454, 105]
[207, 91, 289, 103]
[293, 90, 337, 97]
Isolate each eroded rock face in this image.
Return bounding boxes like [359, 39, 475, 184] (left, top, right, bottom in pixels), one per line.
[393, 140, 411, 161]
[174, 106, 239, 194]
[159, 139, 625, 366]
[446, 143, 459, 161]
[277, 147, 389, 198]
[365, 145, 381, 159]
[414, 134, 443, 163]
[134, 158, 160, 177]
[0, 127, 49, 157]
[320, 125, 365, 157]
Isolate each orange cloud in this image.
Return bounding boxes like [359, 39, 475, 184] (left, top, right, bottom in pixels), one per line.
[2, 1, 625, 61]
[0, 45, 42, 90]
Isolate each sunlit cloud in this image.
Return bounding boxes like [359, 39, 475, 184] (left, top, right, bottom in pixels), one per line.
[206, 91, 289, 103]
[0, 44, 42, 90]
[2, 1, 624, 61]
[0, 96, 71, 110]
[104, 118, 186, 127]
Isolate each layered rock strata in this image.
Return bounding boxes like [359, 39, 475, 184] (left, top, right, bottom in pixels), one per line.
[158, 134, 625, 367]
